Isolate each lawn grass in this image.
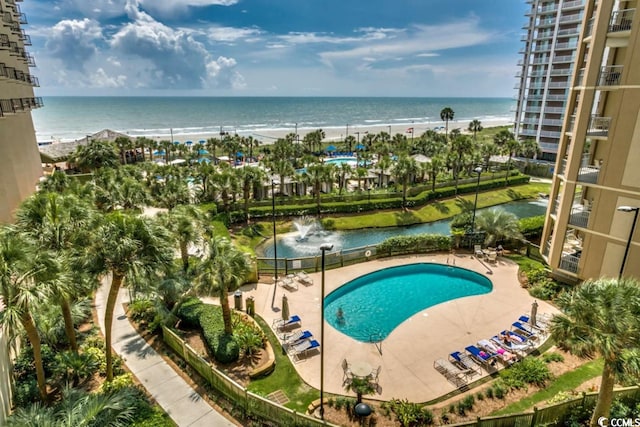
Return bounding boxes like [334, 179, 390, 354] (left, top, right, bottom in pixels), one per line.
[505, 253, 548, 272]
[491, 358, 604, 416]
[328, 182, 551, 230]
[248, 315, 318, 413]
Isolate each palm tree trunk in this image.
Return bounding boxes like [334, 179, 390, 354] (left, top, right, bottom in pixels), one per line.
[505, 155, 512, 186]
[104, 273, 124, 382]
[590, 360, 616, 427]
[60, 298, 78, 353]
[219, 283, 233, 335]
[180, 241, 189, 272]
[22, 312, 48, 402]
[402, 181, 407, 210]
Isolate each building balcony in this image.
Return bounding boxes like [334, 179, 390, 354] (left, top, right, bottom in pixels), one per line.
[24, 53, 35, 67]
[538, 142, 559, 153]
[559, 253, 580, 274]
[587, 116, 611, 137]
[577, 165, 600, 184]
[554, 41, 578, 50]
[609, 9, 634, 33]
[568, 206, 591, 228]
[539, 130, 562, 138]
[562, 0, 585, 10]
[17, 12, 26, 24]
[543, 106, 566, 114]
[557, 28, 580, 37]
[598, 65, 623, 86]
[550, 68, 573, 76]
[551, 197, 561, 215]
[559, 13, 583, 24]
[553, 54, 576, 63]
[559, 159, 567, 175]
[0, 34, 8, 49]
[19, 29, 31, 45]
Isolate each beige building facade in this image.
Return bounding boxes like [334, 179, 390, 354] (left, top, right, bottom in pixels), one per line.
[541, 0, 640, 281]
[0, 0, 42, 223]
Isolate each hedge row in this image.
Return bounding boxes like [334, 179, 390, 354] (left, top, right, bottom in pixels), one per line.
[177, 298, 239, 364]
[377, 234, 452, 255]
[240, 175, 531, 220]
[518, 215, 546, 239]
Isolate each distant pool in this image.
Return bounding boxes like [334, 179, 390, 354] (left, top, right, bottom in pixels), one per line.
[324, 156, 357, 166]
[324, 263, 492, 342]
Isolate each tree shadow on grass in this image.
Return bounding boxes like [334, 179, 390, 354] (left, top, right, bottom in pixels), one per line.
[394, 210, 422, 226]
[506, 189, 522, 200]
[455, 198, 474, 212]
[430, 201, 451, 214]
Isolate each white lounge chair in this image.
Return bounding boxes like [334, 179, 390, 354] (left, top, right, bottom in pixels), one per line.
[278, 276, 298, 291]
[295, 271, 313, 286]
[434, 359, 470, 387]
[474, 244, 484, 259]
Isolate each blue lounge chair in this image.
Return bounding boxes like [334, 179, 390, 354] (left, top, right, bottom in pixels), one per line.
[273, 314, 302, 330]
[512, 321, 540, 339]
[465, 345, 497, 369]
[289, 339, 320, 361]
[492, 335, 530, 355]
[449, 351, 481, 375]
[284, 330, 313, 346]
[518, 315, 548, 331]
[501, 330, 534, 347]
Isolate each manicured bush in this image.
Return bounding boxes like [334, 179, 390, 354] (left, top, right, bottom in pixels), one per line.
[376, 234, 451, 255]
[388, 399, 434, 426]
[542, 352, 565, 363]
[529, 279, 565, 300]
[176, 298, 240, 364]
[492, 380, 507, 399]
[518, 215, 545, 239]
[500, 357, 552, 389]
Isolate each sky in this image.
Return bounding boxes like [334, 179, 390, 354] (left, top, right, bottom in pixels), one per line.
[21, 0, 529, 97]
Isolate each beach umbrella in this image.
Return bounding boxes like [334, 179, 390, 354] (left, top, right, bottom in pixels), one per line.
[198, 139, 206, 145]
[326, 144, 337, 152]
[153, 149, 165, 156]
[530, 300, 538, 327]
[282, 294, 290, 321]
[355, 143, 365, 151]
[236, 151, 244, 158]
[185, 140, 193, 146]
[173, 140, 180, 145]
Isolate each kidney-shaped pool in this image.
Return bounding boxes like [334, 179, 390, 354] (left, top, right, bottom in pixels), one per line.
[324, 263, 492, 342]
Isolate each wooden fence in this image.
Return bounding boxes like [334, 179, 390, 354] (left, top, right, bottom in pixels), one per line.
[162, 326, 339, 427]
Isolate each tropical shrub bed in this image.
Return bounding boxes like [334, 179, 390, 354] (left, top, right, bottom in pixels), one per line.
[518, 215, 545, 239]
[176, 298, 265, 364]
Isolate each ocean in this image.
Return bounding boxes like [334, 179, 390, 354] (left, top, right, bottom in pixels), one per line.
[31, 97, 515, 142]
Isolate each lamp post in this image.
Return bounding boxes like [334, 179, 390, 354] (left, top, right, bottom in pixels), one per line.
[319, 242, 333, 419]
[617, 205, 639, 279]
[272, 180, 278, 283]
[471, 166, 483, 233]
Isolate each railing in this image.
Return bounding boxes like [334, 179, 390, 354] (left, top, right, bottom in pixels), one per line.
[577, 166, 600, 184]
[0, 97, 43, 116]
[559, 12, 583, 23]
[551, 197, 560, 215]
[569, 207, 590, 228]
[554, 41, 578, 50]
[553, 54, 575, 63]
[598, 65, 623, 86]
[557, 27, 580, 37]
[587, 116, 611, 137]
[550, 68, 572, 76]
[562, 0, 585, 9]
[162, 327, 340, 427]
[559, 253, 580, 273]
[609, 8, 634, 33]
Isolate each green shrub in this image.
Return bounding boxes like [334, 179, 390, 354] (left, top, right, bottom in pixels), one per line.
[128, 299, 157, 325]
[529, 279, 564, 300]
[376, 234, 451, 255]
[450, 212, 473, 230]
[462, 394, 475, 410]
[388, 399, 433, 426]
[523, 266, 550, 286]
[476, 391, 485, 401]
[100, 373, 135, 393]
[542, 352, 565, 363]
[518, 215, 545, 239]
[492, 380, 507, 399]
[500, 357, 552, 389]
[176, 299, 240, 364]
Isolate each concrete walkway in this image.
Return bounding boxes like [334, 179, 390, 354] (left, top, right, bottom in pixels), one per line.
[95, 283, 237, 427]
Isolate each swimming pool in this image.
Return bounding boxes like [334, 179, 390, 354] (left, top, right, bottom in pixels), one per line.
[324, 263, 492, 342]
[324, 156, 358, 166]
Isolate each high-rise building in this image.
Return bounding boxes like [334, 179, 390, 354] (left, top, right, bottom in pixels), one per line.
[514, 0, 585, 162]
[0, 0, 42, 223]
[541, 0, 640, 281]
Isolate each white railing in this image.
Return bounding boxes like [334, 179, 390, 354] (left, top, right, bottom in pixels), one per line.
[609, 9, 634, 32]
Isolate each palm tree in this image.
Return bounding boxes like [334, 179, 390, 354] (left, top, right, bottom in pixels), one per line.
[393, 155, 418, 210]
[449, 134, 473, 193]
[71, 139, 119, 172]
[236, 166, 266, 222]
[6, 386, 136, 426]
[15, 192, 94, 353]
[303, 163, 329, 215]
[337, 163, 352, 195]
[161, 205, 207, 272]
[493, 129, 519, 186]
[195, 237, 251, 335]
[428, 156, 445, 192]
[474, 209, 522, 246]
[0, 227, 57, 401]
[468, 119, 483, 141]
[440, 107, 455, 141]
[114, 136, 132, 165]
[84, 213, 174, 381]
[550, 277, 640, 427]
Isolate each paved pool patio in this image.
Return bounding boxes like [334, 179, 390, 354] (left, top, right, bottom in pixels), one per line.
[219, 252, 559, 403]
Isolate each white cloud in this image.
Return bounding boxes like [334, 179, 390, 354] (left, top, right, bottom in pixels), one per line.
[45, 18, 102, 70]
[111, 3, 244, 89]
[91, 68, 128, 87]
[207, 26, 262, 43]
[278, 27, 401, 46]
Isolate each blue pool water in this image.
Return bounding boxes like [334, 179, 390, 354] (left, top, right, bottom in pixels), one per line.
[324, 157, 357, 166]
[324, 263, 492, 342]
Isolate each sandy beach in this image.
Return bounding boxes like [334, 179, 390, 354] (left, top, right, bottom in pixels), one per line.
[153, 118, 513, 146]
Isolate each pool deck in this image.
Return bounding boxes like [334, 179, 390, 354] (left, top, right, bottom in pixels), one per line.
[212, 252, 559, 403]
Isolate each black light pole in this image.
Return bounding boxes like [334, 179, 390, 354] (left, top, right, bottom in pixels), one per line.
[617, 205, 639, 279]
[471, 166, 483, 233]
[319, 242, 333, 419]
[272, 180, 278, 283]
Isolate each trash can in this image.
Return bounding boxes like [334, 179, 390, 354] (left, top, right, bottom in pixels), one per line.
[246, 296, 255, 316]
[234, 290, 243, 311]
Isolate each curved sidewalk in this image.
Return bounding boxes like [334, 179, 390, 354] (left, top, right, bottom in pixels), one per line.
[95, 283, 237, 427]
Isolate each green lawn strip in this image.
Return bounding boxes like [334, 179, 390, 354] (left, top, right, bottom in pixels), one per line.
[248, 315, 318, 413]
[491, 358, 604, 416]
[211, 220, 231, 238]
[506, 254, 548, 271]
[328, 182, 551, 230]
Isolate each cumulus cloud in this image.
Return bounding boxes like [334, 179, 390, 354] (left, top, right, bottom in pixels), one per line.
[207, 26, 262, 43]
[137, 0, 238, 16]
[91, 68, 128, 87]
[45, 18, 102, 70]
[111, 2, 244, 89]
